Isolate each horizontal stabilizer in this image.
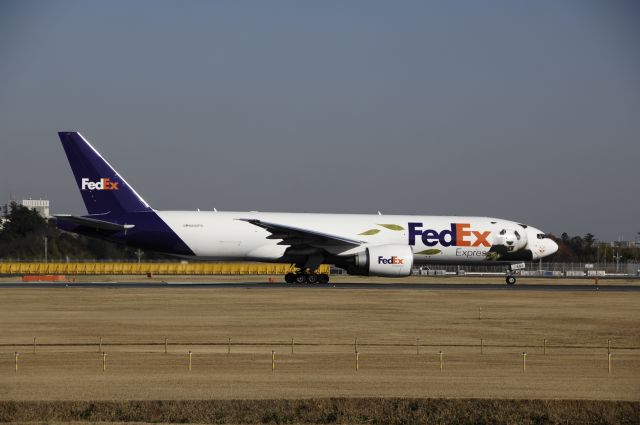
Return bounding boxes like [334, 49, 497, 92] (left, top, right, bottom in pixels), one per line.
[53, 214, 135, 232]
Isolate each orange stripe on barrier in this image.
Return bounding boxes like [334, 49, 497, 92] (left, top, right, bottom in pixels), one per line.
[22, 275, 67, 282]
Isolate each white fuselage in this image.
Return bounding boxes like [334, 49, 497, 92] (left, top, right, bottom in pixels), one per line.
[155, 211, 557, 263]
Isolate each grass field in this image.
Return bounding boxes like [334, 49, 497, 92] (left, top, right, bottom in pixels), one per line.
[1, 399, 638, 425]
[0, 285, 638, 403]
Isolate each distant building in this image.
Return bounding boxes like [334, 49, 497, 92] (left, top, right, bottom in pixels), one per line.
[20, 199, 50, 218]
[595, 240, 637, 249]
[614, 240, 638, 248]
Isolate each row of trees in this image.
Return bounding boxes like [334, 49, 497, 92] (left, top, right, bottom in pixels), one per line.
[548, 233, 639, 263]
[0, 202, 153, 261]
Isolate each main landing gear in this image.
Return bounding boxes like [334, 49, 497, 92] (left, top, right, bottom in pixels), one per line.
[285, 271, 330, 284]
[505, 274, 517, 285]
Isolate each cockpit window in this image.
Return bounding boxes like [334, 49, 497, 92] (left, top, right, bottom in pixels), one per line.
[514, 231, 521, 240]
[537, 233, 546, 239]
[499, 229, 506, 235]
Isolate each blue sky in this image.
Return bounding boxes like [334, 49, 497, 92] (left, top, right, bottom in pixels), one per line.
[1, 1, 639, 241]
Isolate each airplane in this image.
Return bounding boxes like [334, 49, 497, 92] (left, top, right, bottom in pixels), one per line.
[54, 132, 559, 285]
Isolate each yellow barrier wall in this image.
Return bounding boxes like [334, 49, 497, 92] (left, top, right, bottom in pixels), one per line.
[0, 262, 331, 275]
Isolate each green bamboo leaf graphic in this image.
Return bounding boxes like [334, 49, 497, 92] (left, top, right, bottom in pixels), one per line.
[377, 224, 404, 231]
[486, 252, 501, 261]
[358, 229, 381, 236]
[417, 249, 441, 255]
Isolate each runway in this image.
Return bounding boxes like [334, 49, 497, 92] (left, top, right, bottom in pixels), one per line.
[0, 281, 638, 291]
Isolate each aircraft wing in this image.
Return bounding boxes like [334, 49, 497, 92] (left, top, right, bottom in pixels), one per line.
[238, 218, 363, 247]
[53, 214, 135, 232]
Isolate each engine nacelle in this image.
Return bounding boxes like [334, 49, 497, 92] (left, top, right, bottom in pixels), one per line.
[350, 244, 414, 277]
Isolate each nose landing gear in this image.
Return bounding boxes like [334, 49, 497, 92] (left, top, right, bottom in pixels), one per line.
[505, 262, 526, 285]
[284, 271, 330, 284]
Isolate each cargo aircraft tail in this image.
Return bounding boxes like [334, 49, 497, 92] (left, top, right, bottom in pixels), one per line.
[58, 132, 151, 215]
[54, 132, 194, 255]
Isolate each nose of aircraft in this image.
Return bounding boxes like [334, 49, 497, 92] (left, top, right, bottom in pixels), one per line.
[547, 238, 559, 255]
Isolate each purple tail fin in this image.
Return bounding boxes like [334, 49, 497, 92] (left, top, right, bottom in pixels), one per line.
[58, 132, 151, 215]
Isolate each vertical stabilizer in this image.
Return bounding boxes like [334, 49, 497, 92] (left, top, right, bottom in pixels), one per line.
[58, 132, 151, 215]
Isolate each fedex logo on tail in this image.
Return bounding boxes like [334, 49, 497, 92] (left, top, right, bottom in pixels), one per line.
[81, 178, 119, 191]
[408, 223, 491, 247]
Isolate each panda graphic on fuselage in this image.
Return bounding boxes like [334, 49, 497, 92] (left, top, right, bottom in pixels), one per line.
[486, 228, 531, 261]
[494, 228, 526, 252]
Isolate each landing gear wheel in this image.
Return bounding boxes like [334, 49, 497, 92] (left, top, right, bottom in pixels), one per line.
[295, 274, 307, 284]
[285, 273, 295, 284]
[318, 273, 330, 284]
[506, 276, 516, 285]
[306, 274, 319, 284]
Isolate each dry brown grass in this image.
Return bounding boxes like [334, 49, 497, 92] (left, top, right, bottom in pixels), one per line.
[0, 399, 639, 425]
[0, 287, 638, 402]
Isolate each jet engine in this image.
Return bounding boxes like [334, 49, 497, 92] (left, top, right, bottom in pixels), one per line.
[344, 244, 414, 277]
